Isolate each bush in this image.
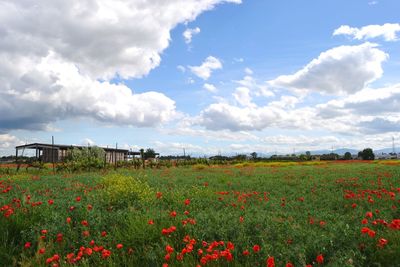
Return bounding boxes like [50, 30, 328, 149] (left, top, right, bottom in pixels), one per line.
[63, 146, 106, 171]
[101, 173, 154, 205]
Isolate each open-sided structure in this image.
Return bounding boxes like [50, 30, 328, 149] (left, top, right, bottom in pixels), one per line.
[15, 143, 142, 164]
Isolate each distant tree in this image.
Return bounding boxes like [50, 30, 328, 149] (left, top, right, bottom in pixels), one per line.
[359, 148, 375, 160]
[299, 154, 307, 161]
[234, 154, 247, 161]
[344, 152, 352, 160]
[144, 148, 156, 160]
[250, 152, 258, 160]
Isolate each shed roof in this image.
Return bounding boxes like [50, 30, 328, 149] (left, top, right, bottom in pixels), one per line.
[15, 143, 140, 154]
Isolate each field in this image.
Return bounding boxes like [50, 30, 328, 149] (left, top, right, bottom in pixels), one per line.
[1, 162, 399, 266]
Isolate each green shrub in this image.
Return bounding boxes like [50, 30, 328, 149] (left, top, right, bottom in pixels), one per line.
[101, 173, 154, 205]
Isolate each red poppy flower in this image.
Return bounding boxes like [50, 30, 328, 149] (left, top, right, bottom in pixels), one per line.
[286, 262, 294, 267]
[85, 247, 93, 256]
[116, 244, 123, 249]
[48, 199, 54, 205]
[378, 238, 388, 247]
[82, 230, 90, 237]
[52, 254, 60, 261]
[266, 256, 275, 267]
[316, 254, 324, 264]
[170, 211, 177, 217]
[76, 196, 81, 202]
[242, 249, 250, 256]
[156, 192, 163, 199]
[253, 245, 260, 253]
[38, 248, 45, 254]
[148, 219, 154, 225]
[101, 249, 111, 259]
[165, 245, 174, 253]
[101, 231, 107, 237]
[66, 217, 71, 224]
[184, 199, 191, 206]
[24, 242, 31, 249]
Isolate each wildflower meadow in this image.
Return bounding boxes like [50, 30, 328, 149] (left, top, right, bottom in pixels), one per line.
[0, 161, 399, 266]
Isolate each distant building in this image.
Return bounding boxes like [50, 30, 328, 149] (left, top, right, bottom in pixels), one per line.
[375, 152, 397, 160]
[15, 143, 142, 163]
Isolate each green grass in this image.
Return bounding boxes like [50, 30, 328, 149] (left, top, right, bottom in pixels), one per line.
[0, 162, 399, 266]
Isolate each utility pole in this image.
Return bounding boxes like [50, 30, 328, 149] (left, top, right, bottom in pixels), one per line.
[392, 136, 396, 154]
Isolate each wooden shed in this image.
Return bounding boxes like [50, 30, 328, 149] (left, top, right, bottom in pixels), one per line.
[15, 143, 140, 164]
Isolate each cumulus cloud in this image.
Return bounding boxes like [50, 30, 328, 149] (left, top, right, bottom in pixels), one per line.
[244, 67, 253, 75]
[197, 83, 400, 134]
[233, 87, 255, 107]
[333, 23, 400, 41]
[235, 75, 274, 97]
[189, 56, 222, 80]
[203, 83, 217, 93]
[316, 84, 400, 134]
[359, 118, 400, 134]
[0, 53, 176, 131]
[0, 134, 22, 149]
[317, 84, 400, 118]
[0, 0, 241, 132]
[269, 43, 388, 95]
[183, 27, 201, 44]
[197, 101, 313, 132]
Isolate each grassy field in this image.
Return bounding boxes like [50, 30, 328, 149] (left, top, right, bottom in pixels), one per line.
[0, 162, 399, 266]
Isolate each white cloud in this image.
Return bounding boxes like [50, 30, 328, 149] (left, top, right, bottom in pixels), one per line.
[0, 134, 22, 149]
[196, 83, 400, 134]
[244, 67, 253, 75]
[368, 1, 378, 5]
[189, 56, 222, 80]
[233, 87, 255, 107]
[177, 65, 186, 72]
[187, 77, 196, 84]
[334, 23, 400, 41]
[0, 0, 241, 131]
[316, 84, 400, 134]
[235, 75, 274, 97]
[82, 138, 95, 146]
[183, 27, 201, 44]
[0, 53, 177, 131]
[269, 43, 388, 95]
[203, 83, 217, 93]
[197, 102, 309, 131]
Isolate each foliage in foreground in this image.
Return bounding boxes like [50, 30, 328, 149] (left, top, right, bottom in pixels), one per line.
[0, 163, 399, 266]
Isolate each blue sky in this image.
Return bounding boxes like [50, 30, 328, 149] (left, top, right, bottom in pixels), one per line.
[1, 0, 400, 156]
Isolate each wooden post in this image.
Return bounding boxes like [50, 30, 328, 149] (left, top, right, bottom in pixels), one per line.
[140, 149, 145, 169]
[114, 143, 117, 168]
[52, 136, 55, 173]
[15, 147, 19, 172]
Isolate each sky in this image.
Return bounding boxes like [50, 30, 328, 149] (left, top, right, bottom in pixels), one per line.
[1, 0, 400, 156]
